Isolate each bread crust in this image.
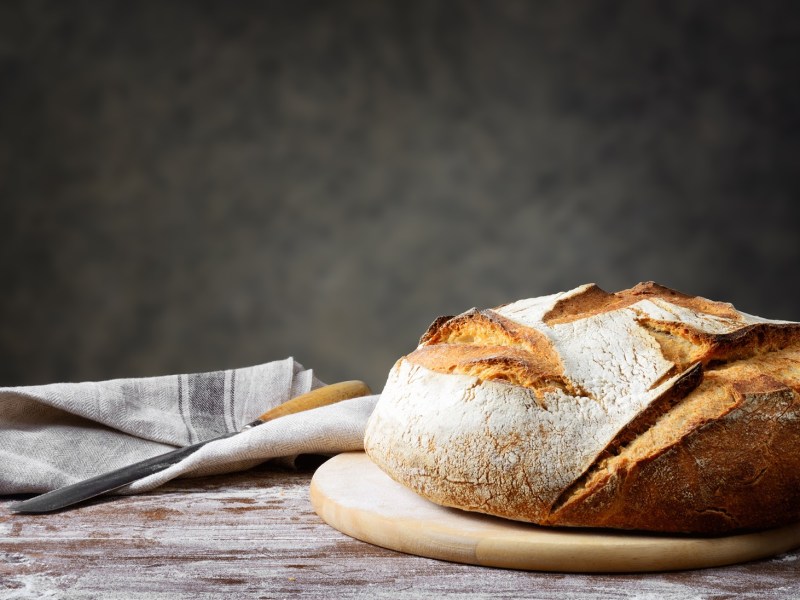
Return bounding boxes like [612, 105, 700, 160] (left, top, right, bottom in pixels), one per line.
[364, 283, 800, 533]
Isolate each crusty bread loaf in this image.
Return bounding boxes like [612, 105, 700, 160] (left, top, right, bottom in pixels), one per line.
[364, 282, 800, 534]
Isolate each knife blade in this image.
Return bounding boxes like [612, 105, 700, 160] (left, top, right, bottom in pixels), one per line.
[9, 380, 371, 514]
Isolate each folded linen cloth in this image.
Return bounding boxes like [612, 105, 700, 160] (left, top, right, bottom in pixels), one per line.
[0, 357, 379, 495]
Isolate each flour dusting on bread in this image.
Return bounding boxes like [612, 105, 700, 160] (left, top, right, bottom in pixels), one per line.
[364, 282, 800, 533]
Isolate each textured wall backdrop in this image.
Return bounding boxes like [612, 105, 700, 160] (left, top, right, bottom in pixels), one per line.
[1, 1, 798, 390]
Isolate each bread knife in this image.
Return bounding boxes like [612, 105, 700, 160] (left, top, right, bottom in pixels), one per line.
[9, 380, 371, 514]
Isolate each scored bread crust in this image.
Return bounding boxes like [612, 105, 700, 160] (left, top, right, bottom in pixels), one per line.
[364, 282, 800, 534]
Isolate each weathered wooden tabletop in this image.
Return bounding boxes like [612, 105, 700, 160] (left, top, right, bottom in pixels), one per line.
[2, 457, 799, 600]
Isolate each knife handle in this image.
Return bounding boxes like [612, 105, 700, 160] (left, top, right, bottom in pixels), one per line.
[248, 380, 372, 427]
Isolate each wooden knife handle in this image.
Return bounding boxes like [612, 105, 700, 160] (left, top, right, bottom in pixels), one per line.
[254, 380, 372, 424]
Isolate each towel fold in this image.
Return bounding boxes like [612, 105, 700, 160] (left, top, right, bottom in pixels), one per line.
[0, 358, 379, 495]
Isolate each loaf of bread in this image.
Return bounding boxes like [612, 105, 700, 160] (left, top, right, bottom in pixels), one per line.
[364, 282, 800, 534]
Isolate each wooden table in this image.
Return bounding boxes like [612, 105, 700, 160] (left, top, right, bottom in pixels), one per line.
[2, 457, 799, 599]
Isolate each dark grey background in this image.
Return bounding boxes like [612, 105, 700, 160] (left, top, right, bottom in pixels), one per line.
[1, 1, 798, 390]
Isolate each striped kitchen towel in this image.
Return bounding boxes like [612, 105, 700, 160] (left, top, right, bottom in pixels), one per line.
[0, 358, 379, 494]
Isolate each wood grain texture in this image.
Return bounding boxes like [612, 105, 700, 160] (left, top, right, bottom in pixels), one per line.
[310, 453, 800, 573]
[2, 457, 799, 599]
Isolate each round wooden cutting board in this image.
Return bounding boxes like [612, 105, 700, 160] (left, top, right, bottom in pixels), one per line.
[310, 452, 800, 573]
